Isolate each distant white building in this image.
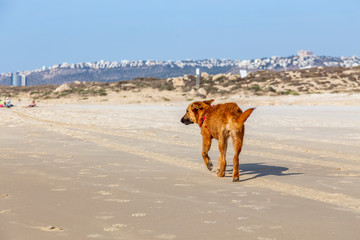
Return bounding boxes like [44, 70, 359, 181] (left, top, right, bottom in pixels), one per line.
[20, 74, 26, 86]
[240, 70, 247, 78]
[298, 50, 314, 58]
[11, 72, 27, 86]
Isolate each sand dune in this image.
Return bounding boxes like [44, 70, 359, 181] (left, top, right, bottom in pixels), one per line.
[1, 98, 360, 239]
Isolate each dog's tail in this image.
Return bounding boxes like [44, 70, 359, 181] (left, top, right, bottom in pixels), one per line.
[237, 108, 255, 127]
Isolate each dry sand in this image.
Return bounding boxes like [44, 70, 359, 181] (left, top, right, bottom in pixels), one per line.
[1, 94, 360, 239]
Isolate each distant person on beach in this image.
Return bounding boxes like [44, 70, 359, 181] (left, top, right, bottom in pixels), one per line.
[5, 97, 13, 108]
[26, 100, 37, 108]
[0, 98, 4, 108]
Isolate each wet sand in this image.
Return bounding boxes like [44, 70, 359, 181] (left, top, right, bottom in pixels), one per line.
[1, 102, 360, 239]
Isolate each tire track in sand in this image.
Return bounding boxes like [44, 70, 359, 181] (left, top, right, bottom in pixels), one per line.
[55, 127, 360, 214]
[13, 111, 360, 172]
[13, 111, 205, 172]
[245, 178, 360, 213]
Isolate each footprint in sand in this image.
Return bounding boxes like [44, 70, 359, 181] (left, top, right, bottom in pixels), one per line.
[238, 204, 267, 211]
[94, 175, 108, 178]
[0, 209, 11, 214]
[50, 188, 67, 192]
[78, 169, 90, 175]
[155, 234, 177, 239]
[91, 165, 102, 169]
[95, 215, 114, 220]
[231, 191, 245, 197]
[0, 194, 9, 198]
[104, 223, 127, 232]
[131, 213, 146, 217]
[97, 191, 113, 196]
[104, 199, 130, 203]
[40, 226, 64, 232]
[237, 225, 262, 233]
[87, 233, 104, 238]
[203, 220, 217, 224]
[108, 184, 120, 187]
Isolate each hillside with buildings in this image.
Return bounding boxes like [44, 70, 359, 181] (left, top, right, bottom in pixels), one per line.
[1, 51, 360, 86]
[1, 65, 360, 103]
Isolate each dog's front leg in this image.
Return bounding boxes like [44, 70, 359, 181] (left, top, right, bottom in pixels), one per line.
[202, 136, 213, 171]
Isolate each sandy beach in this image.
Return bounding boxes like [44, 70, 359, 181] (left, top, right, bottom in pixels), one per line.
[1, 95, 360, 239]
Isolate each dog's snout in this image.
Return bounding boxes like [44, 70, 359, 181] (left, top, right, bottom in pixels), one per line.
[181, 115, 193, 125]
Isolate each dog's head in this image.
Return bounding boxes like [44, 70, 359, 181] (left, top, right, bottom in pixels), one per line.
[181, 99, 214, 125]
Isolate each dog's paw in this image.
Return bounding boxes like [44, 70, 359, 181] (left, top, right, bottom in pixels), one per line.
[217, 171, 225, 178]
[207, 162, 213, 171]
[216, 169, 220, 174]
[232, 177, 240, 182]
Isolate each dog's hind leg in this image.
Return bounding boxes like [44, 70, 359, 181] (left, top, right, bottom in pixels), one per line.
[231, 128, 244, 182]
[217, 135, 228, 177]
[202, 136, 213, 171]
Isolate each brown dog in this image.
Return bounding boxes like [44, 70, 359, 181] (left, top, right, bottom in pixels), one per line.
[181, 99, 255, 182]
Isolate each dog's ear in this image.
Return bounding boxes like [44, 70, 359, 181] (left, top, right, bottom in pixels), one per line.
[192, 102, 203, 110]
[203, 99, 214, 105]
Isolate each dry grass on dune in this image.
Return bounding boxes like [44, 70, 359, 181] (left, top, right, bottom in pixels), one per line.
[1, 66, 360, 101]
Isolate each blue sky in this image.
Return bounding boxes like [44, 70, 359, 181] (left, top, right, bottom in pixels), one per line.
[1, 0, 359, 73]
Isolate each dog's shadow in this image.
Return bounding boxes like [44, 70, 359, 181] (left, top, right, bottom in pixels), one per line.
[225, 163, 302, 182]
